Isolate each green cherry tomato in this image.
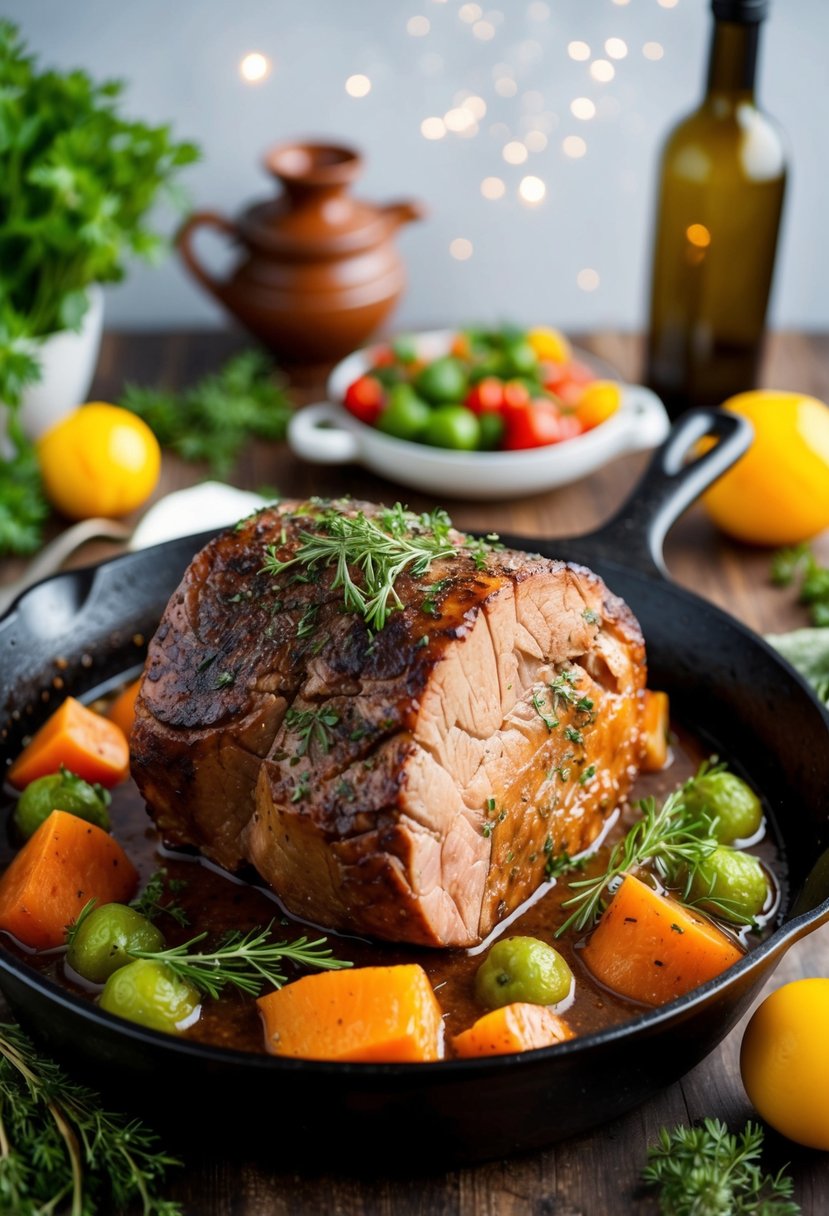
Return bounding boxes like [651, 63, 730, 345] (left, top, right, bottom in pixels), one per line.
[684, 771, 763, 843]
[503, 338, 539, 377]
[14, 766, 111, 839]
[478, 411, 506, 450]
[415, 356, 469, 404]
[391, 334, 419, 364]
[99, 959, 200, 1034]
[376, 384, 431, 441]
[475, 935, 573, 1009]
[690, 847, 770, 923]
[67, 903, 164, 984]
[422, 405, 481, 450]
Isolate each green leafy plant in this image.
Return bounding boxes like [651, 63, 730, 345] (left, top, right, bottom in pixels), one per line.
[121, 350, 293, 477]
[0, 20, 198, 554]
[641, 1118, 799, 1215]
[0, 1021, 180, 1215]
[771, 544, 829, 626]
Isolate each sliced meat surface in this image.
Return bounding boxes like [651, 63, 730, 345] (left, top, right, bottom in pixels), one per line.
[131, 500, 647, 948]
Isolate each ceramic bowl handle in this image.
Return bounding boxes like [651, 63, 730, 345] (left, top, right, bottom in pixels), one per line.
[288, 403, 361, 465]
[618, 385, 672, 453]
[382, 199, 427, 227]
[176, 211, 237, 302]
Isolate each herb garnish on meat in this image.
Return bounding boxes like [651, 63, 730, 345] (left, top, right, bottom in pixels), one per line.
[284, 706, 340, 756]
[261, 504, 500, 632]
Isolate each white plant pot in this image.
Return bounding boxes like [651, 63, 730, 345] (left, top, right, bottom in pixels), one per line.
[6, 284, 105, 445]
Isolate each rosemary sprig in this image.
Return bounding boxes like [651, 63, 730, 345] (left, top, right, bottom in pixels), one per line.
[284, 706, 340, 756]
[261, 505, 465, 632]
[555, 780, 736, 937]
[641, 1118, 799, 1215]
[0, 1022, 180, 1215]
[130, 923, 352, 1000]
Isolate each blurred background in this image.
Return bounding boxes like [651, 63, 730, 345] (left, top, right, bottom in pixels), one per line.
[7, 0, 827, 332]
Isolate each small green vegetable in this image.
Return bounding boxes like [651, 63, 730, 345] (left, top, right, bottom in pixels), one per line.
[475, 935, 573, 1009]
[642, 1118, 799, 1216]
[771, 543, 829, 627]
[376, 383, 431, 440]
[502, 337, 539, 377]
[67, 902, 164, 984]
[14, 765, 111, 838]
[689, 846, 770, 924]
[681, 761, 763, 844]
[478, 411, 505, 449]
[422, 404, 481, 450]
[100, 958, 200, 1035]
[414, 355, 469, 404]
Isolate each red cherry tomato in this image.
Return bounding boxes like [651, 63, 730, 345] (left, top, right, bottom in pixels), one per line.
[371, 346, 396, 367]
[545, 360, 595, 407]
[465, 377, 505, 415]
[502, 380, 532, 411]
[344, 375, 385, 425]
[504, 400, 564, 450]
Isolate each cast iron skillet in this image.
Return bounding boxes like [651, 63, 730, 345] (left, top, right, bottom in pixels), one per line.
[0, 408, 827, 1166]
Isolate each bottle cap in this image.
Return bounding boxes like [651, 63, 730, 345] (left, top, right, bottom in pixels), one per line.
[712, 0, 769, 21]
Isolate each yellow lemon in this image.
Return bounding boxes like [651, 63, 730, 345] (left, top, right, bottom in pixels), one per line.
[576, 380, 622, 430]
[703, 390, 829, 546]
[38, 403, 161, 521]
[740, 978, 829, 1150]
[528, 326, 572, 365]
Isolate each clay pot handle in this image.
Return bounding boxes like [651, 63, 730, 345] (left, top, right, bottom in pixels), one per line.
[382, 199, 427, 229]
[176, 210, 238, 302]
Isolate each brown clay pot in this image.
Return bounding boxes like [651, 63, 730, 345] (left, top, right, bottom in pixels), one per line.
[176, 142, 424, 363]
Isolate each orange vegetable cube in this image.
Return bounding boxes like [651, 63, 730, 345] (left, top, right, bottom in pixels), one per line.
[107, 678, 142, 741]
[641, 690, 671, 772]
[7, 697, 130, 790]
[0, 810, 138, 950]
[453, 1002, 573, 1058]
[582, 873, 743, 1007]
[257, 964, 444, 1062]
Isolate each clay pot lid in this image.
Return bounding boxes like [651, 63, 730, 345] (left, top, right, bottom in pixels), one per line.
[237, 142, 411, 258]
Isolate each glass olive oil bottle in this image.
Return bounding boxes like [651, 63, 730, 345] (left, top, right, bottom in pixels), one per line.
[646, 0, 786, 416]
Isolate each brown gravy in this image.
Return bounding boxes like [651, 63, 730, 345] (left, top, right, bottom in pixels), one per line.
[0, 719, 781, 1057]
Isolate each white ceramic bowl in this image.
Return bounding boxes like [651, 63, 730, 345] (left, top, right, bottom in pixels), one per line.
[288, 329, 670, 500]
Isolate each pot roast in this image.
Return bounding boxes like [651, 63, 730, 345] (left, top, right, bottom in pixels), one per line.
[131, 500, 647, 948]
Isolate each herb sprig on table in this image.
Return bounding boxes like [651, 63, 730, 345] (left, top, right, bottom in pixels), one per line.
[767, 544, 829, 704]
[642, 1119, 799, 1216]
[121, 350, 293, 477]
[0, 1022, 180, 1216]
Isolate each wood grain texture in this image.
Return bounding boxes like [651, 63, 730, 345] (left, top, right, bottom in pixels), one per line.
[2, 330, 828, 1214]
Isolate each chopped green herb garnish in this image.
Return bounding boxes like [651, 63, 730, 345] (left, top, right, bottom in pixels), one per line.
[214, 671, 235, 689]
[131, 868, 190, 928]
[284, 706, 340, 756]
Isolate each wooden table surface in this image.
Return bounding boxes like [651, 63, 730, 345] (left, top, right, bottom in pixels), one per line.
[2, 329, 829, 1214]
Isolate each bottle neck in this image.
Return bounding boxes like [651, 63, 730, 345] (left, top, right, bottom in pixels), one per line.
[705, 20, 761, 99]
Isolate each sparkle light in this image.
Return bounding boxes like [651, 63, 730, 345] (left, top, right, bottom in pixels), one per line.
[605, 37, 628, 59]
[459, 2, 482, 21]
[464, 94, 487, 119]
[239, 52, 271, 83]
[495, 77, 518, 97]
[568, 41, 591, 61]
[503, 140, 529, 164]
[473, 20, 496, 39]
[577, 268, 600, 291]
[345, 74, 371, 97]
[527, 1, 551, 19]
[590, 59, 615, 82]
[524, 129, 548, 151]
[643, 41, 665, 60]
[570, 97, 596, 120]
[686, 223, 711, 248]
[658, 0, 679, 7]
[481, 176, 506, 199]
[449, 238, 473, 261]
[519, 175, 546, 204]
[445, 106, 476, 132]
[420, 116, 446, 139]
[407, 15, 431, 35]
[562, 135, 587, 158]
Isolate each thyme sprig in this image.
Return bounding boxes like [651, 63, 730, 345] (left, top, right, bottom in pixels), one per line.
[641, 1119, 799, 1215]
[131, 869, 189, 928]
[556, 765, 750, 937]
[130, 922, 351, 1000]
[0, 1022, 180, 1215]
[261, 505, 470, 632]
[284, 706, 340, 756]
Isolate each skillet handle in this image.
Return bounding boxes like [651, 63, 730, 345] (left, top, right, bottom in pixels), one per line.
[577, 407, 753, 578]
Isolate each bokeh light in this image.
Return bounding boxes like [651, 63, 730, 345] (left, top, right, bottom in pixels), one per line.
[568, 41, 591, 61]
[239, 53, 271, 83]
[524, 130, 548, 151]
[495, 77, 518, 97]
[420, 116, 446, 140]
[519, 175, 546, 204]
[570, 97, 596, 121]
[345, 74, 371, 97]
[459, 3, 482, 21]
[562, 135, 587, 159]
[481, 176, 506, 199]
[686, 223, 711, 248]
[407, 15, 431, 36]
[590, 60, 615, 83]
[503, 140, 529, 164]
[643, 41, 665, 60]
[473, 20, 496, 40]
[605, 38, 628, 59]
[449, 238, 474, 260]
[577, 268, 600, 291]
